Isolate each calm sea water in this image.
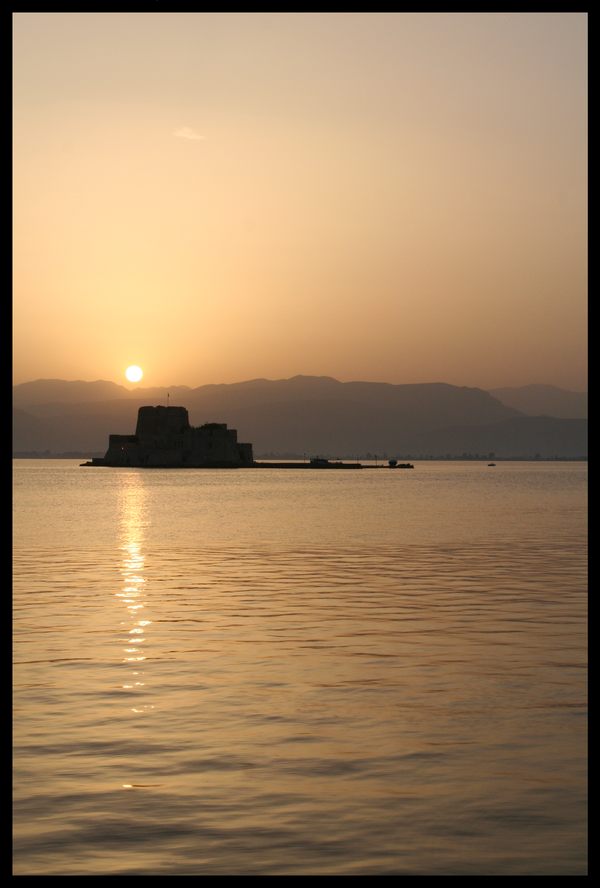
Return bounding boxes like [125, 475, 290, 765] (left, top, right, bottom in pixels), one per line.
[13, 460, 587, 874]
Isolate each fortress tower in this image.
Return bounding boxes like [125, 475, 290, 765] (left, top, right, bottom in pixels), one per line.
[92, 406, 253, 467]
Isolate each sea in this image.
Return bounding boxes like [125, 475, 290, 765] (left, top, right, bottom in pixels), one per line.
[13, 459, 587, 874]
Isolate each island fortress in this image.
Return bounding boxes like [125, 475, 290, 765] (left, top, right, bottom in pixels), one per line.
[90, 406, 253, 468]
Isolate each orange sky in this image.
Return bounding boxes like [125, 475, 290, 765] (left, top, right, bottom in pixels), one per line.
[13, 13, 587, 391]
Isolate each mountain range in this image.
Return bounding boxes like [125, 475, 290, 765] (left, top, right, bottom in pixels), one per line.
[13, 377, 587, 458]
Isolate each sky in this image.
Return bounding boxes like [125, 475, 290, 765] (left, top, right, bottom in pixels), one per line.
[13, 13, 587, 391]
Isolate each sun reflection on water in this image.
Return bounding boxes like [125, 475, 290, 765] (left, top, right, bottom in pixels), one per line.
[117, 474, 152, 721]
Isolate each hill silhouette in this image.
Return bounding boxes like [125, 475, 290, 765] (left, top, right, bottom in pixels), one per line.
[401, 416, 587, 459]
[13, 376, 587, 457]
[489, 384, 587, 419]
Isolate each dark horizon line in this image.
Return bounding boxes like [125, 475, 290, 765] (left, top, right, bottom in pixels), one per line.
[13, 451, 588, 462]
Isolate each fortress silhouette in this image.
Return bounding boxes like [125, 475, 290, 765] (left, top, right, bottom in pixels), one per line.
[83, 405, 411, 469]
[89, 406, 253, 468]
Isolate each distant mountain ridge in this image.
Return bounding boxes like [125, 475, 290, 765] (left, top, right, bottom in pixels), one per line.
[14, 375, 517, 420]
[488, 384, 587, 419]
[12, 376, 587, 458]
[12, 378, 193, 406]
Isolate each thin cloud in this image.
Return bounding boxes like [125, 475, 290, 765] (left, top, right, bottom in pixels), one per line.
[174, 127, 205, 141]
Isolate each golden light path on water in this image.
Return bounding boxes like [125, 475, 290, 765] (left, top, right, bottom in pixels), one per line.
[117, 474, 153, 786]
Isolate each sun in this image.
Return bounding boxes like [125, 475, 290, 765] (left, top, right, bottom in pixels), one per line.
[126, 366, 143, 382]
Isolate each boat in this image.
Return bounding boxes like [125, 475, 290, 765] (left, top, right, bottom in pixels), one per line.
[309, 456, 345, 467]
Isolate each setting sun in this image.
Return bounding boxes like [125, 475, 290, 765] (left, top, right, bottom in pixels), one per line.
[126, 366, 143, 382]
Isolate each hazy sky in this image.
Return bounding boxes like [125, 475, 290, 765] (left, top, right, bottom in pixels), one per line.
[13, 13, 587, 390]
